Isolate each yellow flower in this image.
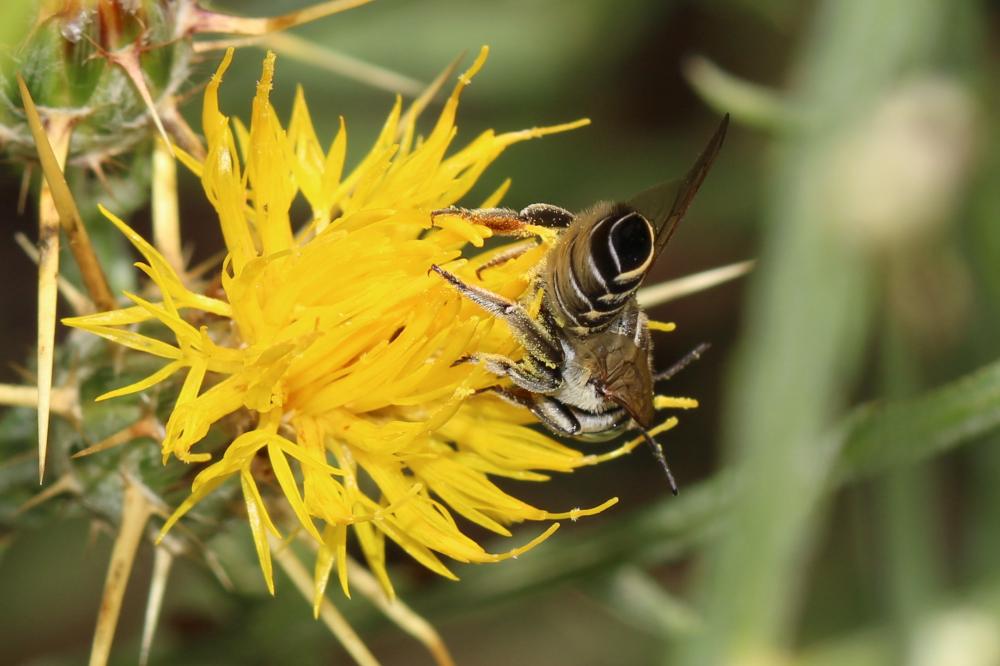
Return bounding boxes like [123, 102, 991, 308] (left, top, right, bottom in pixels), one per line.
[64, 47, 680, 604]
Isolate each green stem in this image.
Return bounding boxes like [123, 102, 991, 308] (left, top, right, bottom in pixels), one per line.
[677, 0, 955, 661]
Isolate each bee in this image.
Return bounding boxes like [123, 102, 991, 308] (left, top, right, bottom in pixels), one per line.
[431, 115, 729, 494]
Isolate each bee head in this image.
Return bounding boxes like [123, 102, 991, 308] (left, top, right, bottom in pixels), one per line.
[593, 374, 677, 495]
[589, 331, 656, 429]
[592, 367, 679, 495]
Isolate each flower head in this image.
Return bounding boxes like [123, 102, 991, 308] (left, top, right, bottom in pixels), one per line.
[65, 47, 680, 603]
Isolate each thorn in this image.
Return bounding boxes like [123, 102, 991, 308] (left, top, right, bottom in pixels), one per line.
[72, 415, 162, 459]
[15, 473, 81, 514]
[15, 232, 94, 316]
[89, 479, 153, 666]
[139, 546, 174, 666]
[85, 155, 113, 193]
[189, 34, 259, 54]
[17, 74, 116, 313]
[636, 259, 755, 309]
[15, 372, 80, 435]
[86, 519, 114, 550]
[186, 249, 226, 281]
[159, 100, 206, 161]
[397, 50, 466, 146]
[158, 522, 234, 591]
[0, 381, 81, 430]
[21, 106, 74, 484]
[185, 0, 375, 36]
[266, 32, 425, 96]
[103, 45, 175, 157]
[201, 541, 235, 591]
[9, 363, 35, 383]
[17, 163, 32, 214]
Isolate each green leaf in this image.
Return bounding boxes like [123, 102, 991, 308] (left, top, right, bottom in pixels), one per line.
[835, 358, 1000, 482]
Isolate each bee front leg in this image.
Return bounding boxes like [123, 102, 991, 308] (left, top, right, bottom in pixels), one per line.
[431, 265, 563, 368]
[431, 203, 574, 236]
[475, 239, 537, 279]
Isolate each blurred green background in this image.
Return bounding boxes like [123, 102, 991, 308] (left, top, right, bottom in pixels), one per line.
[1, 0, 999, 664]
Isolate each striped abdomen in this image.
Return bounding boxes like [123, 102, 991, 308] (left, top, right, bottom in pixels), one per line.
[544, 203, 655, 334]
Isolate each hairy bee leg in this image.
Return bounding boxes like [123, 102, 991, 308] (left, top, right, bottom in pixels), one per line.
[431, 203, 574, 236]
[489, 387, 581, 436]
[462, 353, 561, 393]
[430, 265, 563, 367]
[475, 239, 538, 278]
[653, 342, 711, 383]
[432, 207, 534, 237]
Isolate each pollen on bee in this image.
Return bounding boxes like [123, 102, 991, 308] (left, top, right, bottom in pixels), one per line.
[527, 287, 546, 317]
[454, 386, 476, 399]
[647, 320, 677, 332]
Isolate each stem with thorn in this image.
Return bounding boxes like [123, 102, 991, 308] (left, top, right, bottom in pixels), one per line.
[89, 481, 153, 666]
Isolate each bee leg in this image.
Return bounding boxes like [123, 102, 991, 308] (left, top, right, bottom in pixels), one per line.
[431, 203, 574, 236]
[430, 264, 563, 367]
[489, 387, 581, 436]
[475, 239, 538, 278]
[431, 207, 535, 237]
[461, 353, 561, 393]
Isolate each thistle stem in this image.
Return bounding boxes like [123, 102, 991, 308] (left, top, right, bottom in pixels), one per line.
[347, 556, 456, 666]
[270, 535, 381, 666]
[152, 138, 185, 276]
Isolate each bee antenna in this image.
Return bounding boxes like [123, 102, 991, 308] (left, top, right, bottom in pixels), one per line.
[640, 427, 678, 495]
[653, 342, 711, 383]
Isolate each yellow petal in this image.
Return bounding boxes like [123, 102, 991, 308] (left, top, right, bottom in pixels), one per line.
[241, 466, 280, 595]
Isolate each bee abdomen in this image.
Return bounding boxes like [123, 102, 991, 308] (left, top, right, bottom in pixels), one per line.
[547, 205, 654, 332]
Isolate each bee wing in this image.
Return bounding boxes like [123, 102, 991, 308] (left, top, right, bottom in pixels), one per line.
[628, 114, 729, 262]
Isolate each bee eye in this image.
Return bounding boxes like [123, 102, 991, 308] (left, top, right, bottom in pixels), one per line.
[608, 213, 653, 274]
